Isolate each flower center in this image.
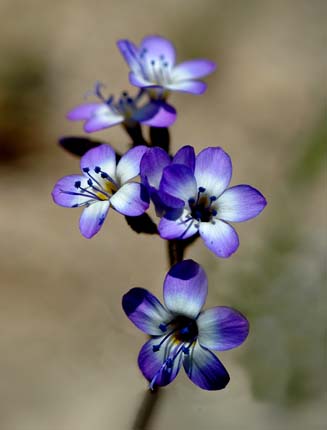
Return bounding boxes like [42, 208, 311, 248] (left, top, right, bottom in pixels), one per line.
[138, 48, 171, 86]
[149, 315, 198, 390]
[60, 167, 118, 207]
[188, 187, 217, 222]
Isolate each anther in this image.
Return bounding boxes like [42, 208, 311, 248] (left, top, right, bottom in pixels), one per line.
[211, 209, 217, 216]
[82, 167, 90, 173]
[210, 196, 217, 201]
[182, 346, 190, 354]
[94, 166, 101, 174]
[152, 344, 160, 352]
[74, 181, 81, 189]
[159, 323, 167, 332]
[179, 326, 190, 335]
[101, 172, 109, 179]
[188, 198, 195, 205]
[198, 186, 206, 193]
[87, 179, 93, 186]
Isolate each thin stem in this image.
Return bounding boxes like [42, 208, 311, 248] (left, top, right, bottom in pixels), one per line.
[132, 387, 161, 430]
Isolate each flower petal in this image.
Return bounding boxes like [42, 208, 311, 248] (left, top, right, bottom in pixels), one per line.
[160, 164, 197, 203]
[141, 102, 177, 127]
[173, 145, 195, 172]
[110, 183, 149, 216]
[129, 71, 156, 88]
[79, 201, 110, 238]
[140, 35, 176, 66]
[52, 174, 90, 207]
[140, 147, 170, 189]
[117, 39, 139, 69]
[166, 80, 207, 95]
[199, 220, 239, 258]
[158, 211, 198, 239]
[67, 103, 101, 120]
[80, 144, 117, 180]
[172, 59, 216, 81]
[183, 342, 230, 390]
[163, 260, 208, 318]
[84, 110, 124, 133]
[217, 185, 267, 222]
[138, 337, 183, 388]
[122, 288, 172, 336]
[197, 306, 249, 351]
[194, 147, 232, 198]
[116, 146, 148, 184]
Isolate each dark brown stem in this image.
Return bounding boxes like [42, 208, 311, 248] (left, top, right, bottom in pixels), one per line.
[167, 239, 185, 266]
[132, 387, 161, 430]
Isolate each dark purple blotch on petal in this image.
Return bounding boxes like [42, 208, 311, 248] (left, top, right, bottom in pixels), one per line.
[168, 259, 201, 281]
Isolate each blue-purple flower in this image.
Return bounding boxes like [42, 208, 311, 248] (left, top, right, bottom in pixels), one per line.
[122, 259, 249, 390]
[140, 145, 195, 216]
[141, 146, 267, 258]
[117, 35, 216, 97]
[52, 144, 149, 238]
[67, 84, 176, 132]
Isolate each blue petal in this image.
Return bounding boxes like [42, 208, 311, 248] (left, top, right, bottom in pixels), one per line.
[197, 306, 249, 351]
[163, 260, 208, 318]
[138, 337, 183, 388]
[122, 288, 172, 335]
[110, 183, 149, 216]
[117, 39, 140, 69]
[172, 59, 216, 81]
[217, 185, 267, 222]
[52, 174, 90, 207]
[79, 201, 110, 238]
[140, 35, 176, 66]
[194, 147, 232, 198]
[183, 342, 230, 390]
[173, 145, 195, 172]
[199, 219, 239, 258]
[160, 164, 197, 203]
[158, 211, 199, 239]
[67, 103, 101, 120]
[166, 80, 207, 95]
[80, 144, 117, 181]
[141, 102, 177, 127]
[116, 146, 148, 184]
[140, 147, 170, 189]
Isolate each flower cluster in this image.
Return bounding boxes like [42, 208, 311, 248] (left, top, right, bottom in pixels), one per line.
[52, 35, 267, 392]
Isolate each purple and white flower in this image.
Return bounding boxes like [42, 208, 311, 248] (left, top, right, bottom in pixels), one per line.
[117, 35, 216, 97]
[147, 146, 267, 258]
[140, 145, 195, 217]
[52, 144, 149, 238]
[122, 259, 249, 390]
[67, 83, 176, 133]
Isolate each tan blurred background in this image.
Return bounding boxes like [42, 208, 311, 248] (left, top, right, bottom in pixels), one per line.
[0, 0, 326, 429]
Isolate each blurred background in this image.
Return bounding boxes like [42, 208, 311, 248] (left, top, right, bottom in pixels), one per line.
[0, 0, 325, 429]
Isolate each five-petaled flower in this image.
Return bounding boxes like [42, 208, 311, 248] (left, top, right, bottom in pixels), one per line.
[122, 259, 249, 390]
[52, 144, 149, 238]
[117, 35, 216, 98]
[146, 146, 267, 258]
[67, 83, 176, 133]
